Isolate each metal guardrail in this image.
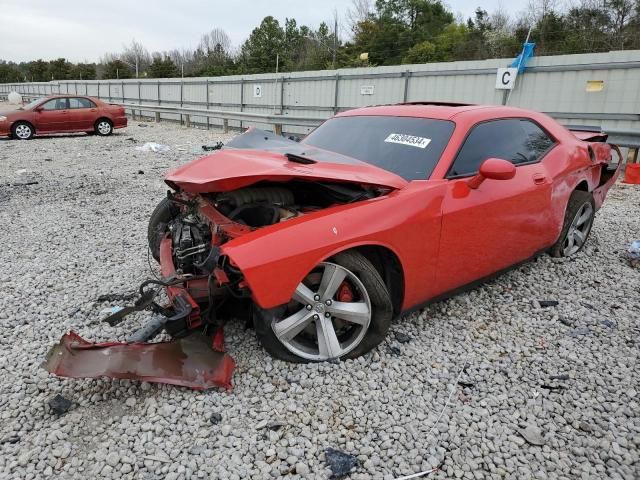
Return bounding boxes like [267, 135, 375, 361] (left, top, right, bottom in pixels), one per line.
[122, 103, 323, 134]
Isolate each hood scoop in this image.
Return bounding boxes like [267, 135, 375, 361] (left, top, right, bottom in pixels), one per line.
[284, 152, 316, 165]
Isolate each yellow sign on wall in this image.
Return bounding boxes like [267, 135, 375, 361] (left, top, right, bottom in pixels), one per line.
[586, 80, 604, 92]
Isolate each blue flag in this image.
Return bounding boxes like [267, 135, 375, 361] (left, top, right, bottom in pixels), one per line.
[510, 43, 536, 72]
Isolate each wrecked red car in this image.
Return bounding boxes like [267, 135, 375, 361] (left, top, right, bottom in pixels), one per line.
[45, 103, 621, 388]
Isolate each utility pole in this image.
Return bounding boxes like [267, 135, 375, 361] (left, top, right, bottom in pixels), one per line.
[333, 13, 338, 70]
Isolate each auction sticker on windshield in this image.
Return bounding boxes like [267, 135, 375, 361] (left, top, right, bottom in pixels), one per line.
[384, 133, 431, 149]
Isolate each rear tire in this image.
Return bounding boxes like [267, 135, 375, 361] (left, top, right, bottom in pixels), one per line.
[12, 122, 34, 140]
[147, 198, 179, 262]
[255, 250, 393, 363]
[550, 190, 595, 257]
[95, 119, 113, 136]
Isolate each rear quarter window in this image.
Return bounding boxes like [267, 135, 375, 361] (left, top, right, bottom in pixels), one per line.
[69, 98, 96, 109]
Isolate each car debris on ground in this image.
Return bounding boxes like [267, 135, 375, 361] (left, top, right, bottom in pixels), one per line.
[626, 240, 640, 267]
[202, 141, 224, 151]
[48, 394, 72, 415]
[324, 448, 359, 478]
[135, 142, 170, 153]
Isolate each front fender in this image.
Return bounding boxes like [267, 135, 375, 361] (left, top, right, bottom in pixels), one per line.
[221, 182, 446, 310]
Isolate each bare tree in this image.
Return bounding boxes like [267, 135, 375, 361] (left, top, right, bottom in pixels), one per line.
[199, 28, 232, 55]
[346, 0, 373, 32]
[490, 5, 513, 34]
[121, 40, 151, 77]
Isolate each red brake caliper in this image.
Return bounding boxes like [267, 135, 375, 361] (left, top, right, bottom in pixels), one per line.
[336, 281, 354, 302]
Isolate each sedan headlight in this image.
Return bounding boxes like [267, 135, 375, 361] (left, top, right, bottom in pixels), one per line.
[0, 116, 7, 122]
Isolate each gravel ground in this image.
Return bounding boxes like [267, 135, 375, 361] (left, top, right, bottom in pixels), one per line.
[0, 102, 638, 480]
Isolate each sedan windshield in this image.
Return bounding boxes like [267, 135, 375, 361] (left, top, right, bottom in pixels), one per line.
[302, 115, 455, 180]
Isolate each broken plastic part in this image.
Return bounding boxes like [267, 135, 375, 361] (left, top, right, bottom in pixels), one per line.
[43, 331, 235, 390]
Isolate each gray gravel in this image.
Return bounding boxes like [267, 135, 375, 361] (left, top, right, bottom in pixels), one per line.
[0, 103, 639, 479]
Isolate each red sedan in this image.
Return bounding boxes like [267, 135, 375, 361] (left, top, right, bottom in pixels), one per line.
[46, 103, 622, 388]
[0, 95, 127, 139]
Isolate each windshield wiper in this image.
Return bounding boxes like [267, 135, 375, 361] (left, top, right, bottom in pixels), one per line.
[285, 152, 316, 165]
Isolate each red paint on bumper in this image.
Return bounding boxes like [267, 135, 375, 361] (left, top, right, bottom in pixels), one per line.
[43, 331, 235, 390]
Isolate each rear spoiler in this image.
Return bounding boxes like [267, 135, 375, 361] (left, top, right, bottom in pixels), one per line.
[564, 124, 609, 143]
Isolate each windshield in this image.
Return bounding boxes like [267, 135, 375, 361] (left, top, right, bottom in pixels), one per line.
[302, 115, 455, 180]
[21, 98, 45, 110]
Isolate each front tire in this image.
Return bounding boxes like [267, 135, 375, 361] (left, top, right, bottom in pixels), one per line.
[95, 119, 113, 136]
[550, 190, 595, 257]
[147, 198, 179, 261]
[12, 122, 34, 140]
[255, 250, 393, 363]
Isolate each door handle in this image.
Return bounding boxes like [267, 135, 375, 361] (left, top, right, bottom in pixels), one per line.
[61, 110, 68, 114]
[532, 173, 546, 185]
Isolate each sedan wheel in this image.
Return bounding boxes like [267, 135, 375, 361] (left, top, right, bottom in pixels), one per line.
[13, 122, 33, 140]
[96, 120, 113, 136]
[255, 251, 393, 362]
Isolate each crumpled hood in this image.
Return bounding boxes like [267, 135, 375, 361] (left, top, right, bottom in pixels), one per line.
[165, 129, 408, 192]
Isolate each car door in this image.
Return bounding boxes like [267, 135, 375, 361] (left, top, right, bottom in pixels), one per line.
[434, 118, 558, 294]
[34, 98, 70, 132]
[68, 97, 98, 131]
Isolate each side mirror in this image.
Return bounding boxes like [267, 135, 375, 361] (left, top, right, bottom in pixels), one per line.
[34, 106, 43, 112]
[467, 158, 516, 189]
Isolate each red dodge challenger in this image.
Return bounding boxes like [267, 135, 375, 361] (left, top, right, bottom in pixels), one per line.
[45, 102, 621, 389]
[0, 95, 127, 139]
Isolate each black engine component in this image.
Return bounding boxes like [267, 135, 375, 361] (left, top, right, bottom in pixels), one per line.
[170, 214, 212, 275]
[227, 203, 280, 227]
[216, 187, 294, 214]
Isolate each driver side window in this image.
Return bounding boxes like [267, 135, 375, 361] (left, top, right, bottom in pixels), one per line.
[41, 98, 69, 111]
[449, 119, 556, 178]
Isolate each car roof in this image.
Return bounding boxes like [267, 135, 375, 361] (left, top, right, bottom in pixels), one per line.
[43, 94, 97, 99]
[337, 103, 537, 121]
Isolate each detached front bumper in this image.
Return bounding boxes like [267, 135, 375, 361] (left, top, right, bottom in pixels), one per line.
[43, 236, 236, 390]
[43, 332, 235, 390]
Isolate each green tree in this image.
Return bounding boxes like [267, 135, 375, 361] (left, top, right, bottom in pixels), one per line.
[24, 59, 49, 82]
[47, 58, 73, 80]
[403, 40, 437, 63]
[102, 60, 132, 79]
[239, 16, 285, 73]
[70, 63, 97, 80]
[148, 56, 179, 78]
[0, 60, 22, 83]
[350, 0, 455, 65]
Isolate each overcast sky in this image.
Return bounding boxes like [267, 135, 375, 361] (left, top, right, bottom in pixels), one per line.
[0, 0, 528, 63]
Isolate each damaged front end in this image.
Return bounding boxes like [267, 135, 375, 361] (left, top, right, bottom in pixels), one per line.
[44, 130, 398, 390]
[42, 191, 250, 391]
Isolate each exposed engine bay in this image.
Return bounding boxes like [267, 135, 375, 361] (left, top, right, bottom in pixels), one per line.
[167, 181, 383, 278]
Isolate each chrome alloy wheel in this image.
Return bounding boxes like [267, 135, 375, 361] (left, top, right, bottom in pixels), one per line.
[14, 124, 32, 139]
[562, 202, 594, 256]
[271, 262, 372, 361]
[97, 121, 112, 135]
